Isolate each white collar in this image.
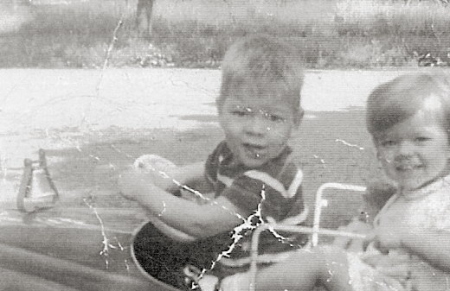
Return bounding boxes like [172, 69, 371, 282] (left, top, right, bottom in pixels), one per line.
[373, 174, 450, 226]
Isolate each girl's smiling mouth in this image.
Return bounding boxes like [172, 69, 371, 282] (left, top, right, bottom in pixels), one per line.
[395, 162, 423, 172]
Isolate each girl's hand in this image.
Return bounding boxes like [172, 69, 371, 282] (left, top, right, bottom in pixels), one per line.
[333, 220, 373, 251]
[365, 226, 405, 253]
[220, 272, 251, 291]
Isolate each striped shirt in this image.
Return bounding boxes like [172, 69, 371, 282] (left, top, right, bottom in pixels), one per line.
[204, 141, 308, 274]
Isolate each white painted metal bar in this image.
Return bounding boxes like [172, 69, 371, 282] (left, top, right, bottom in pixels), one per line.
[312, 183, 366, 246]
[249, 224, 366, 291]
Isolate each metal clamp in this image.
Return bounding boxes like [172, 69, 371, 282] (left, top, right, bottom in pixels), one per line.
[16, 149, 59, 213]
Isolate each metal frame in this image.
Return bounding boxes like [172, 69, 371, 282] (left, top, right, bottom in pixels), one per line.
[248, 183, 367, 291]
[16, 149, 59, 213]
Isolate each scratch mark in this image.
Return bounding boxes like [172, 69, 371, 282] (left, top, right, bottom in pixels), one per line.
[313, 154, 325, 164]
[83, 196, 118, 269]
[78, 2, 127, 129]
[200, 186, 272, 284]
[96, 17, 124, 93]
[116, 238, 131, 273]
[158, 200, 166, 217]
[335, 139, 364, 150]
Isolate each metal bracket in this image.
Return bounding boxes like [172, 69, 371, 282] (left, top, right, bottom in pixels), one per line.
[16, 149, 59, 213]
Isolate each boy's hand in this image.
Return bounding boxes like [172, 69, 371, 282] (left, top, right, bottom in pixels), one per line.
[133, 154, 178, 191]
[118, 167, 149, 201]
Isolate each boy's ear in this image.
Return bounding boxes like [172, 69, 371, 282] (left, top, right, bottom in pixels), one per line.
[216, 99, 225, 116]
[446, 143, 450, 159]
[217, 103, 226, 127]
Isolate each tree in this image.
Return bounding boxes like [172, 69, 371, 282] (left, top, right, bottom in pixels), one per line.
[136, 0, 155, 37]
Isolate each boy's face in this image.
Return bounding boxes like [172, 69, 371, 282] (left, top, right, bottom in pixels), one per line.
[375, 103, 450, 192]
[218, 94, 301, 168]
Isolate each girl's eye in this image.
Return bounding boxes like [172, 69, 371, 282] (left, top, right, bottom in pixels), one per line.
[232, 106, 253, 117]
[415, 137, 430, 143]
[232, 110, 247, 117]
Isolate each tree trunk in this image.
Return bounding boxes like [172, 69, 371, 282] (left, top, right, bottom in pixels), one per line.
[136, 0, 155, 37]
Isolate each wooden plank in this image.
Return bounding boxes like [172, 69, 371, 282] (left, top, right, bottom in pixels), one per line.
[0, 266, 81, 291]
[0, 243, 155, 291]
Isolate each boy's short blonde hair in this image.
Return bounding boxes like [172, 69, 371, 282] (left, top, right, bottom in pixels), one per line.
[366, 71, 450, 141]
[217, 34, 304, 114]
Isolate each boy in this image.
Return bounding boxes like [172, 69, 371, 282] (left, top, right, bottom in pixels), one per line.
[119, 34, 307, 290]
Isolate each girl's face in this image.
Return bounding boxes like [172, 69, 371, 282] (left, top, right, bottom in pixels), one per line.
[376, 104, 450, 192]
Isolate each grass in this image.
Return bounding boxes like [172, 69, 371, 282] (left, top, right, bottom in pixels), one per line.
[1, 0, 450, 68]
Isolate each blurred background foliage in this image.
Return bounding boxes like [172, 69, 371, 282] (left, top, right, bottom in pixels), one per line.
[0, 0, 449, 68]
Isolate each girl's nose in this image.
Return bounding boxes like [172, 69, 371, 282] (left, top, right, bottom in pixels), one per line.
[397, 141, 415, 156]
[244, 116, 268, 136]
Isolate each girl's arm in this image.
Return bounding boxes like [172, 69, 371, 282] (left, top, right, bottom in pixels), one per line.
[119, 168, 244, 239]
[372, 227, 450, 272]
[400, 229, 450, 272]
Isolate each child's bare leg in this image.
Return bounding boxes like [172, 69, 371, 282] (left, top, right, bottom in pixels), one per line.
[255, 246, 353, 291]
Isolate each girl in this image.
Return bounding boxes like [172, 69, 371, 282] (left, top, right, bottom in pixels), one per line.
[222, 72, 450, 291]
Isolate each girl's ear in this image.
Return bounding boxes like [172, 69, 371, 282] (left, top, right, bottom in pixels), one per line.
[373, 138, 382, 159]
[217, 108, 225, 127]
[294, 109, 304, 128]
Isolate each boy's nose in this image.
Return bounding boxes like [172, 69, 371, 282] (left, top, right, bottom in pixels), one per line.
[244, 116, 268, 136]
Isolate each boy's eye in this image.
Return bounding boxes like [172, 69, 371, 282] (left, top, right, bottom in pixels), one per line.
[415, 137, 430, 143]
[380, 140, 396, 147]
[231, 106, 253, 117]
[263, 112, 285, 123]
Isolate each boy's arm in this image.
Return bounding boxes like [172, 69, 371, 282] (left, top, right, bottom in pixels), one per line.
[171, 161, 215, 194]
[146, 214, 196, 242]
[150, 161, 214, 194]
[119, 167, 244, 239]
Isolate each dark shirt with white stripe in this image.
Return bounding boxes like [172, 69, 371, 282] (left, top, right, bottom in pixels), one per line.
[204, 141, 308, 275]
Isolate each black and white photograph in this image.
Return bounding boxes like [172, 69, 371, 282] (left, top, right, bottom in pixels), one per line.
[1, 0, 450, 290]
